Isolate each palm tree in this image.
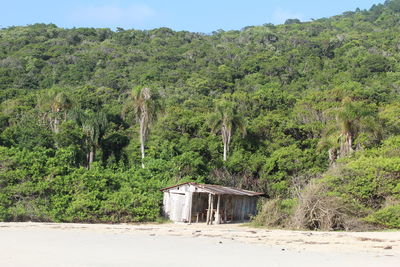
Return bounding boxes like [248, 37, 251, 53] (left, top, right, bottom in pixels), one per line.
[209, 99, 246, 161]
[122, 87, 159, 168]
[318, 132, 340, 165]
[37, 90, 73, 133]
[51, 92, 73, 133]
[319, 97, 378, 164]
[80, 110, 108, 169]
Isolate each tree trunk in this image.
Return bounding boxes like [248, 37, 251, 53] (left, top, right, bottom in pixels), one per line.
[87, 146, 95, 169]
[140, 118, 146, 169]
[53, 109, 61, 133]
[346, 133, 353, 153]
[339, 132, 353, 158]
[86, 152, 90, 169]
[328, 148, 337, 166]
[223, 141, 227, 161]
[221, 124, 231, 161]
[54, 117, 60, 134]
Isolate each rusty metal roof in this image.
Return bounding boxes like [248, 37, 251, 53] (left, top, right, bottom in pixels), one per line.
[160, 182, 264, 197]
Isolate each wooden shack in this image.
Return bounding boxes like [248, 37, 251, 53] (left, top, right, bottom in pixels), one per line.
[160, 182, 264, 224]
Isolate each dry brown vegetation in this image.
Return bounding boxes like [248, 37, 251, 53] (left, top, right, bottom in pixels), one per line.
[253, 180, 375, 231]
[292, 181, 363, 230]
[252, 198, 293, 228]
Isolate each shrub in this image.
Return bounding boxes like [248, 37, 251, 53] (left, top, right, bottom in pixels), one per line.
[365, 204, 400, 229]
[0, 147, 164, 223]
[292, 181, 366, 230]
[251, 198, 296, 228]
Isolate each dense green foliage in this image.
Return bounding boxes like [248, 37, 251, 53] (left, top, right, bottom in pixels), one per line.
[1, 1, 399, 228]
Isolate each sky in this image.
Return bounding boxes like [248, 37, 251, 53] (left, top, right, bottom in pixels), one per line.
[1, 0, 386, 33]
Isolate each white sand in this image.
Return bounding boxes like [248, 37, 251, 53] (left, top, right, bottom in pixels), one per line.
[0, 222, 399, 267]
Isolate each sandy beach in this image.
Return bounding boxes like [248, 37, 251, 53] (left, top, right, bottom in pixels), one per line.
[0, 222, 399, 267]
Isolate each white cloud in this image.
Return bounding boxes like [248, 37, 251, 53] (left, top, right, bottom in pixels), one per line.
[68, 4, 157, 27]
[272, 8, 305, 25]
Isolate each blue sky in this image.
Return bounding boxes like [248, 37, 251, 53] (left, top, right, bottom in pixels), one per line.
[1, 0, 385, 32]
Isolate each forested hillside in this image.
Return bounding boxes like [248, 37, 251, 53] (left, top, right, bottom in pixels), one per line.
[1, 1, 400, 229]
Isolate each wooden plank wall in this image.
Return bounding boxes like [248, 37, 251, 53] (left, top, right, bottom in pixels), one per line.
[163, 187, 259, 223]
[190, 193, 258, 222]
[163, 184, 191, 222]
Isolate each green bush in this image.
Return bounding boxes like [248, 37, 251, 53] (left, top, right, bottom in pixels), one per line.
[365, 204, 400, 229]
[252, 198, 296, 228]
[0, 146, 163, 223]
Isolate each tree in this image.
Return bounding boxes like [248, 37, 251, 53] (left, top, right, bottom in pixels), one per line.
[284, 19, 301, 25]
[80, 110, 108, 169]
[319, 97, 378, 164]
[209, 99, 246, 161]
[37, 90, 73, 133]
[122, 87, 159, 168]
